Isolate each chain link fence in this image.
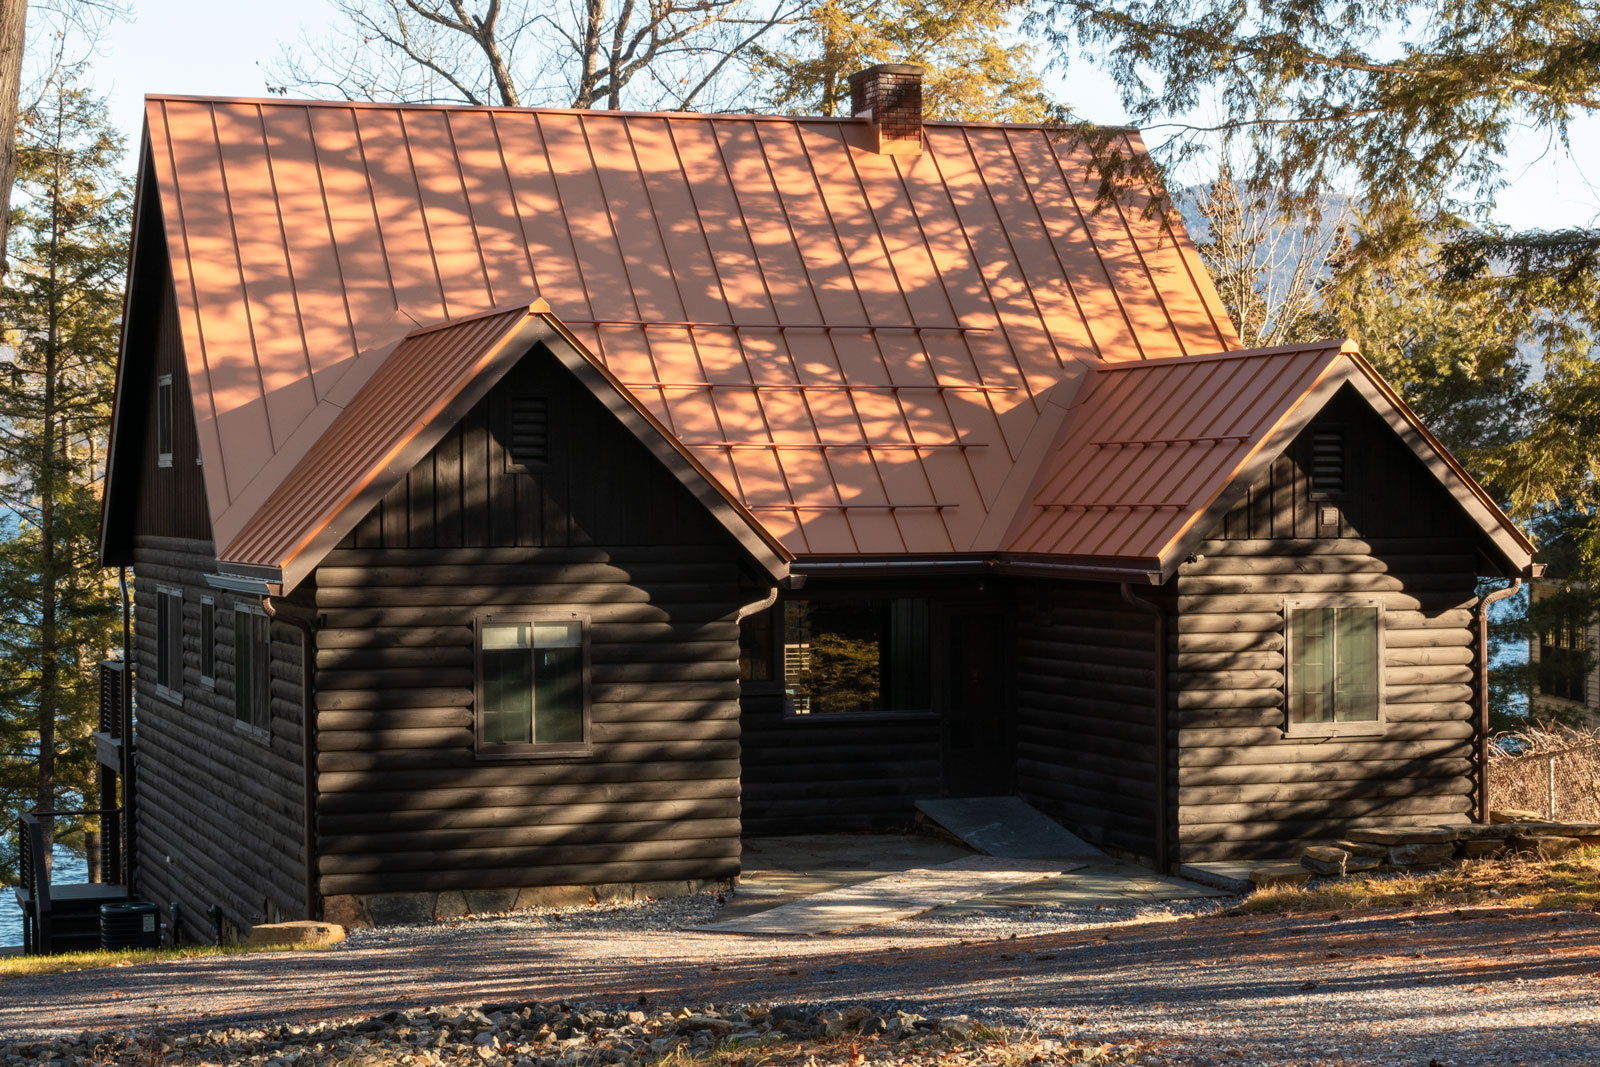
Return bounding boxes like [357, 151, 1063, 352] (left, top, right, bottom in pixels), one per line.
[1488, 724, 1600, 823]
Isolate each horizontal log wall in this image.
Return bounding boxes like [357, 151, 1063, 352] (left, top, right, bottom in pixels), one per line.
[739, 689, 941, 834]
[316, 348, 751, 897]
[1173, 390, 1488, 861]
[131, 536, 307, 940]
[1014, 581, 1160, 861]
[313, 544, 745, 895]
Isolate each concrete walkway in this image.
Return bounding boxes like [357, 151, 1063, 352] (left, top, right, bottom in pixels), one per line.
[710, 834, 1227, 934]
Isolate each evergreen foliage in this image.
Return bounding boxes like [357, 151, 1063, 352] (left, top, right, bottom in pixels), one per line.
[0, 67, 128, 878]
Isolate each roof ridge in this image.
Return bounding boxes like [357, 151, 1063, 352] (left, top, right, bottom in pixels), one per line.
[1093, 338, 1353, 372]
[142, 93, 1139, 133]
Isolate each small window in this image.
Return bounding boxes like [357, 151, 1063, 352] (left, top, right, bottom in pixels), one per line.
[1310, 425, 1344, 496]
[782, 597, 931, 715]
[234, 607, 271, 734]
[476, 616, 589, 756]
[507, 394, 548, 469]
[1286, 600, 1383, 736]
[155, 587, 183, 701]
[199, 598, 216, 686]
[157, 374, 174, 468]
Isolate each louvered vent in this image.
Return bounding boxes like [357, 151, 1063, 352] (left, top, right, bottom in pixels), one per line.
[1311, 426, 1344, 495]
[508, 395, 549, 469]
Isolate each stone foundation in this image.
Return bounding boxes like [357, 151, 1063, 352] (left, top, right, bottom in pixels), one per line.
[1295, 811, 1600, 879]
[323, 878, 732, 929]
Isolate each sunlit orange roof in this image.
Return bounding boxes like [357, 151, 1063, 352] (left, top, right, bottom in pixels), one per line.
[108, 94, 1529, 587]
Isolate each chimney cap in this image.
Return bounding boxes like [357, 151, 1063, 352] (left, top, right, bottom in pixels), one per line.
[848, 63, 926, 82]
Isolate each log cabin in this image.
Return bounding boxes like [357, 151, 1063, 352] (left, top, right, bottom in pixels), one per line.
[91, 66, 1536, 938]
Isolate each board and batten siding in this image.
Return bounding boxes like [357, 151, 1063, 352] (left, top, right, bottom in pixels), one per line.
[130, 536, 307, 940]
[1170, 391, 1486, 862]
[1014, 581, 1161, 861]
[310, 351, 750, 897]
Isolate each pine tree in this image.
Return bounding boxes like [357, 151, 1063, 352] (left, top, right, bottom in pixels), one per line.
[0, 65, 128, 879]
[750, 0, 1053, 122]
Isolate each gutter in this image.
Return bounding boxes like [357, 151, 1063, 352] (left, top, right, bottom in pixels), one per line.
[1120, 582, 1170, 873]
[1473, 573, 1529, 823]
[262, 596, 319, 920]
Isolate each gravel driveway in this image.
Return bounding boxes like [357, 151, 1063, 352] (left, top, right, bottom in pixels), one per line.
[6, 897, 1599, 1066]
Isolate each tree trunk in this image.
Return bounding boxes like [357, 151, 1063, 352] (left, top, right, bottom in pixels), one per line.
[35, 102, 60, 865]
[0, 0, 27, 280]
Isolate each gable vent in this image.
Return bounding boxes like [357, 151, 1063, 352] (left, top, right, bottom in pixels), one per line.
[508, 395, 548, 469]
[1311, 426, 1344, 495]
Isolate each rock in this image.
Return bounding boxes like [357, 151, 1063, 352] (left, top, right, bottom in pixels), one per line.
[1510, 834, 1583, 860]
[1453, 823, 1515, 841]
[1249, 863, 1313, 887]
[512, 885, 595, 910]
[364, 892, 438, 926]
[675, 1016, 732, 1035]
[320, 895, 372, 930]
[434, 891, 471, 921]
[464, 889, 520, 916]
[1333, 839, 1388, 859]
[1387, 842, 1455, 867]
[1301, 847, 1351, 876]
[247, 921, 347, 947]
[1490, 808, 1544, 823]
[1345, 826, 1458, 846]
[590, 884, 635, 904]
[1461, 839, 1506, 858]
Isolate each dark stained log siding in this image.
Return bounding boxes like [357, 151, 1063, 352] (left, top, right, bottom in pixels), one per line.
[1014, 581, 1161, 861]
[312, 353, 748, 897]
[738, 692, 942, 834]
[131, 536, 307, 939]
[1171, 390, 1486, 861]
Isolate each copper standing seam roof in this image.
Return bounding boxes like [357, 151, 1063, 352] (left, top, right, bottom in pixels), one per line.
[1002, 339, 1535, 573]
[103, 95, 1531, 587]
[123, 95, 1238, 573]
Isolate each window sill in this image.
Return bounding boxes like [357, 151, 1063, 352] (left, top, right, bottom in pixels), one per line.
[234, 718, 271, 744]
[475, 743, 593, 761]
[152, 684, 183, 708]
[782, 709, 938, 724]
[1283, 720, 1387, 739]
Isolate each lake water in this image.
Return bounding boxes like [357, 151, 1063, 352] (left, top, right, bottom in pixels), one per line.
[1, 846, 88, 948]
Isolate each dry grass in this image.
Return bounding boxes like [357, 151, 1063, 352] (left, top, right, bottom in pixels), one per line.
[0, 940, 327, 981]
[1232, 845, 1600, 915]
[1488, 721, 1600, 821]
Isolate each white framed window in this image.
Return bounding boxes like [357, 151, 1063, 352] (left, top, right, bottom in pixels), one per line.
[199, 597, 216, 687]
[156, 374, 174, 468]
[1284, 598, 1385, 737]
[233, 604, 271, 736]
[154, 586, 183, 705]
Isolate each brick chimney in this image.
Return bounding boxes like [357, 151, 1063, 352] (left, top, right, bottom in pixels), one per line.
[848, 64, 924, 156]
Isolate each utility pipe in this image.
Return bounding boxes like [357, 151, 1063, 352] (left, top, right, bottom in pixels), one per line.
[1474, 578, 1522, 823]
[263, 597, 319, 921]
[1120, 582, 1170, 873]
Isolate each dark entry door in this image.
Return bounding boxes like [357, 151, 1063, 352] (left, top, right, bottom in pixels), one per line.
[941, 609, 1012, 796]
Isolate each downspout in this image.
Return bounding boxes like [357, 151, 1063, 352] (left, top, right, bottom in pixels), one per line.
[736, 585, 780, 622]
[263, 597, 319, 921]
[1120, 583, 1170, 873]
[1473, 577, 1523, 824]
[118, 567, 133, 889]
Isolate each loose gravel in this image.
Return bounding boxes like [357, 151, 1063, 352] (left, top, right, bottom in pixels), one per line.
[7, 888, 1600, 1066]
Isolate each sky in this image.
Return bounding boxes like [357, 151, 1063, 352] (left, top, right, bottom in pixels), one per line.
[69, 0, 1600, 233]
